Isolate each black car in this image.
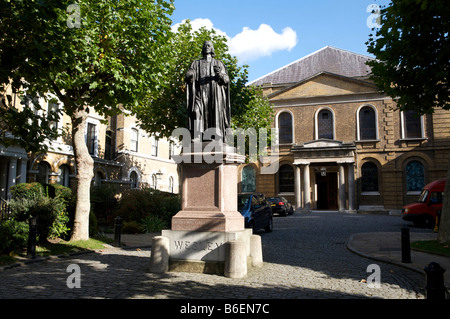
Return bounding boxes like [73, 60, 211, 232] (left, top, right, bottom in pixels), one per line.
[268, 197, 294, 216]
[238, 193, 273, 232]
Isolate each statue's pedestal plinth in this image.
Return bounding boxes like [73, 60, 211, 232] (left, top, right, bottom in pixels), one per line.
[151, 143, 261, 276]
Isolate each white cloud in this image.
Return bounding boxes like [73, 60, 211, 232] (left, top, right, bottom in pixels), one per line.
[171, 18, 229, 39]
[229, 24, 298, 62]
[172, 18, 298, 63]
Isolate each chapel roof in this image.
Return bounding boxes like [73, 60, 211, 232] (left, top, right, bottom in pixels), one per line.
[248, 46, 374, 87]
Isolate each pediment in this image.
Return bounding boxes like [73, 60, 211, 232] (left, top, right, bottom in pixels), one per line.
[268, 72, 376, 100]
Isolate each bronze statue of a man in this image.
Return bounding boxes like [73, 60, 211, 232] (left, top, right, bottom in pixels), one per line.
[185, 41, 231, 141]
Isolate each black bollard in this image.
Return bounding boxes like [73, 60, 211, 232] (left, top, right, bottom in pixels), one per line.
[114, 216, 123, 247]
[401, 226, 411, 263]
[27, 217, 37, 258]
[424, 262, 446, 300]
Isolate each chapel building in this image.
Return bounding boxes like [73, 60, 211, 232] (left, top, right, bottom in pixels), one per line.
[241, 46, 450, 214]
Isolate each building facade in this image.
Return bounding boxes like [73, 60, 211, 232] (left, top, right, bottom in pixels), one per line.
[1, 96, 181, 199]
[240, 46, 450, 214]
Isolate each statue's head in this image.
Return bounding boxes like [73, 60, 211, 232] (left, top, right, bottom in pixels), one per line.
[201, 41, 215, 57]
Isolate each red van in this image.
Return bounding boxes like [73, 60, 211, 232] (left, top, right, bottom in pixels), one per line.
[401, 179, 446, 228]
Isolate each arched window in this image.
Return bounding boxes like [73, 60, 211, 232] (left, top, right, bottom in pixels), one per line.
[279, 164, 294, 193]
[57, 165, 70, 187]
[278, 112, 293, 144]
[130, 171, 139, 189]
[406, 160, 425, 192]
[94, 171, 103, 187]
[317, 109, 334, 139]
[241, 166, 256, 193]
[37, 162, 50, 184]
[361, 162, 378, 192]
[359, 106, 377, 140]
[151, 174, 157, 189]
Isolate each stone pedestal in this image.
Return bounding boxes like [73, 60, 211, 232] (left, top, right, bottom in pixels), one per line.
[151, 142, 259, 276]
[171, 142, 245, 232]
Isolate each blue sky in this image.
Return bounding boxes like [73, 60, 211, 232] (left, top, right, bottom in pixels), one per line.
[171, 0, 390, 83]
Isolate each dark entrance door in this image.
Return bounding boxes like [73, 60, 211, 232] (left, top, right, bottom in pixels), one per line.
[316, 172, 338, 210]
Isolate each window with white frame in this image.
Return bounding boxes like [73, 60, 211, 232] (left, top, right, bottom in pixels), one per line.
[130, 171, 139, 189]
[169, 176, 174, 193]
[131, 128, 138, 152]
[86, 122, 97, 156]
[277, 111, 293, 144]
[151, 173, 158, 189]
[316, 109, 334, 140]
[402, 110, 424, 139]
[151, 136, 159, 157]
[358, 106, 377, 140]
[57, 165, 70, 187]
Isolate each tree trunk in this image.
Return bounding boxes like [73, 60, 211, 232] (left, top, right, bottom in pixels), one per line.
[70, 107, 94, 241]
[438, 155, 450, 243]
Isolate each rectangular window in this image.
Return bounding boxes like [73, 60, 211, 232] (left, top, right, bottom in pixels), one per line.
[151, 137, 158, 157]
[131, 128, 138, 152]
[86, 123, 96, 156]
[404, 111, 423, 138]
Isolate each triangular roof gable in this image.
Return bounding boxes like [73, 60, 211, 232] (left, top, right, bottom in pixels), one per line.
[268, 71, 376, 100]
[249, 46, 373, 87]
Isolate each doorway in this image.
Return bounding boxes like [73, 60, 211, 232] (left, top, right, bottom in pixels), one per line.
[315, 172, 338, 210]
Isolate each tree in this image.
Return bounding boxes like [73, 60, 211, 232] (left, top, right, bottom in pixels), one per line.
[135, 20, 274, 158]
[0, 0, 174, 240]
[366, 0, 450, 242]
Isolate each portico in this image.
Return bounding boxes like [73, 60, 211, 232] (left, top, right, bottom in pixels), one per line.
[292, 140, 356, 213]
[0, 145, 28, 199]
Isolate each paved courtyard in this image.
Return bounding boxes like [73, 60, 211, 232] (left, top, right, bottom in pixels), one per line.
[0, 211, 430, 299]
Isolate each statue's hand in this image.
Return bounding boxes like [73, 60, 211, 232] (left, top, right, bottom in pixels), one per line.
[186, 69, 194, 81]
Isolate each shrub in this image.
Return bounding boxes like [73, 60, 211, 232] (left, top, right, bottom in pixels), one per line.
[8, 191, 70, 242]
[140, 215, 168, 233]
[113, 188, 180, 228]
[0, 219, 29, 254]
[122, 221, 143, 234]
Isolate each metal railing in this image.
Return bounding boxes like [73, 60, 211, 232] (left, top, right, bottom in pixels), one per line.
[0, 199, 11, 224]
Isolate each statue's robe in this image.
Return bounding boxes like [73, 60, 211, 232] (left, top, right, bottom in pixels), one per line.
[186, 58, 231, 140]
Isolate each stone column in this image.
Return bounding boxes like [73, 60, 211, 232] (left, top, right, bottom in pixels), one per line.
[7, 158, 17, 199]
[294, 165, 301, 209]
[18, 159, 28, 184]
[0, 160, 8, 199]
[338, 163, 346, 212]
[348, 163, 356, 213]
[302, 163, 311, 211]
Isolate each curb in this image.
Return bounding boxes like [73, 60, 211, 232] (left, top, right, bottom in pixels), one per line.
[346, 233, 426, 276]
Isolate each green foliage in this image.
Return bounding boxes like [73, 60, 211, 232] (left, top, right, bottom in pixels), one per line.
[366, 0, 449, 113]
[135, 20, 274, 155]
[114, 188, 180, 230]
[8, 183, 72, 242]
[140, 215, 169, 233]
[122, 221, 143, 234]
[0, 219, 29, 254]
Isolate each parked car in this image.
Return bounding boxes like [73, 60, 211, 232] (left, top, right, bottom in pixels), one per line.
[268, 196, 294, 216]
[238, 193, 273, 232]
[402, 179, 445, 228]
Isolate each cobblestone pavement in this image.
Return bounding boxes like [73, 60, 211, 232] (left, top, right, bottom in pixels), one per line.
[0, 211, 430, 299]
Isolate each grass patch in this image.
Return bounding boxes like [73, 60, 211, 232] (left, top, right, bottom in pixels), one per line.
[411, 240, 450, 257]
[0, 236, 114, 266]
